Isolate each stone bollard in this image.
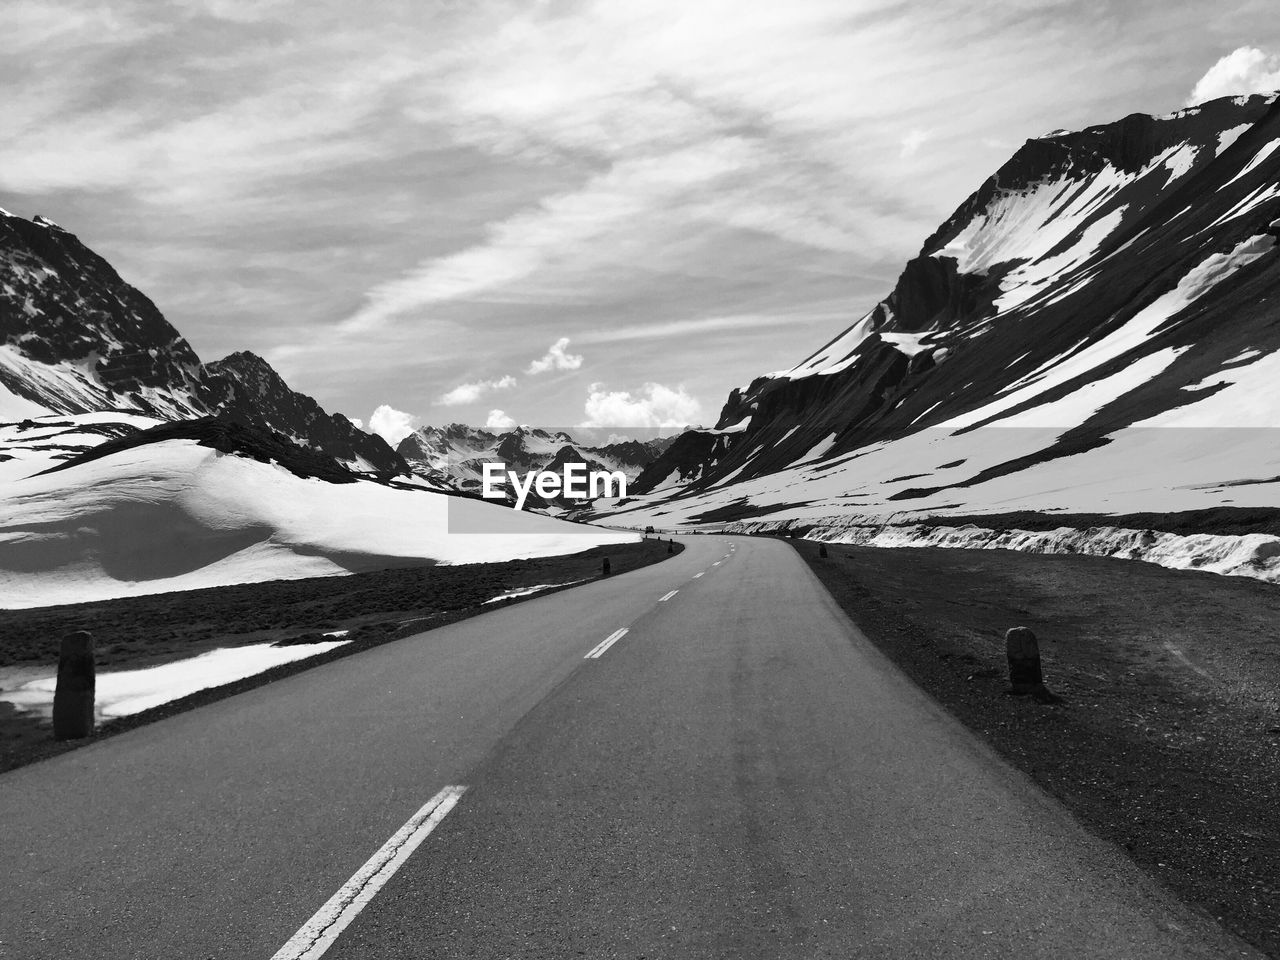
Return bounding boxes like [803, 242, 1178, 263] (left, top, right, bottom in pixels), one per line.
[1005, 626, 1046, 696]
[602, 557, 612, 576]
[667, 540, 674, 554]
[53, 630, 95, 740]
[819, 544, 828, 558]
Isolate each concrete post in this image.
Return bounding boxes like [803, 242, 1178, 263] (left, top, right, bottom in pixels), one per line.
[602, 557, 611, 576]
[667, 540, 674, 554]
[1005, 626, 1045, 695]
[53, 630, 95, 740]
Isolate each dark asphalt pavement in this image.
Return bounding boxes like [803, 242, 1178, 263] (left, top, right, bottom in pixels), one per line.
[0, 537, 1258, 959]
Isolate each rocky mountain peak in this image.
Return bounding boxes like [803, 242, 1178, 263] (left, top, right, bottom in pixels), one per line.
[0, 210, 405, 474]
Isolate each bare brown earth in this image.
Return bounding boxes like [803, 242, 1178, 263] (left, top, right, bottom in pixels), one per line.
[0, 538, 679, 774]
[792, 539, 1280, 957]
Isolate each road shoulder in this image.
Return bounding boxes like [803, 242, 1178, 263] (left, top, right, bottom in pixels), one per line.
[791, 538, 1280, 957]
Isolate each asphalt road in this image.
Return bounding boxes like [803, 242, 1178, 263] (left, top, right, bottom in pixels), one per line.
[0, 536, 1259, 959]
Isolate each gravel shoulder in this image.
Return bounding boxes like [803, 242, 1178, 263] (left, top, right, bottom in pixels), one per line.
[792, 539, 1280, 957]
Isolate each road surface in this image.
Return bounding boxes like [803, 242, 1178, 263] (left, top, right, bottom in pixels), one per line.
[0, 536, 1258, 958]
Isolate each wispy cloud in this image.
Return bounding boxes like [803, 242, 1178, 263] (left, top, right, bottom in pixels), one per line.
[437, 374, 517, 406]
[576, 311, 845, 345]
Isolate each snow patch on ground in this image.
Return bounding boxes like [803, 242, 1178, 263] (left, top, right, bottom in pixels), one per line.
[482, 580, 585, 604]
[1217, 123, 1253, 154]
[1227, 136, 1280, 186]
[1140, 347, 1280, 427]
[1156, 142, 1199, 181]
[878, 332, 934, 357]
[0, 641, 351, 721]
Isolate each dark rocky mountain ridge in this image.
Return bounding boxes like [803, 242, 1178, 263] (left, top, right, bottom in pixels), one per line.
[0, 210, 403, 473]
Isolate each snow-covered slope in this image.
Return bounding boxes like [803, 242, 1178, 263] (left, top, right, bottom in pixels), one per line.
[613, 93, 1280, 536]
[0, 210, 401, 474]
[0, 436, 635, 609]
[0, 411, 163, 483]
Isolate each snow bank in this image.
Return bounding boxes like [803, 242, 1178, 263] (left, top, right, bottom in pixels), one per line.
[481, 580, 585, 604]
[0, 641, 351, 721]
[730, 518, 1280, 584]
[0, 439, 637, 608]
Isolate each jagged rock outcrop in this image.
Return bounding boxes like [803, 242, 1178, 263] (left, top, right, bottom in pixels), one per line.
[199, 352, 401, 472]
[0, 213, 203, 414]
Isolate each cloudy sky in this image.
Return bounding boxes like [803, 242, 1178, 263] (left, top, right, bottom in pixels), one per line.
[3, 0, 1279, 442]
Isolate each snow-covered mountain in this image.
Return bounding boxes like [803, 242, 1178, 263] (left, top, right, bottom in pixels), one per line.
[612, 93, 1280, 541]
[0, 209, 402, 476]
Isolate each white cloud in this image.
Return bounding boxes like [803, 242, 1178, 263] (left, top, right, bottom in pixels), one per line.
[437, 375, 517, 406]
[581, 382, 703, 429]
[368, 404, 418, 447]
[526, 337, 584, 375]
[348, 417, 364, 430]
[1188, 47, 1280, 106]
[485, 409, 517, 429]
[899, 129, 931, 159]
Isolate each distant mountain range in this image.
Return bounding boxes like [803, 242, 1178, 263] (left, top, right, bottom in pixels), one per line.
[0, 210, 403, 479]
[397, 423, 678, 510]
[612, 92, 1280, 538]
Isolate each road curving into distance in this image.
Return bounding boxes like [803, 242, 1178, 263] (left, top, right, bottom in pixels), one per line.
[0, 536, 1259, 959]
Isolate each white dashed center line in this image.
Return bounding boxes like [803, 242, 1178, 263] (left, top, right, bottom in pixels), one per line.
[585, 628, 628, 659]
[692, 572, 704, 579]
[658, 590, 679, 602]
[271, 785, 467, 960]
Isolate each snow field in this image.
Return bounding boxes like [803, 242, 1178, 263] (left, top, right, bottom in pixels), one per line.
[0, 439, 637, 608]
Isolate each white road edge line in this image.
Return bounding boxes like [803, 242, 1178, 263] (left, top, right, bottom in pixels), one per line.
[658, 590, 679, 602]
[692, 572, 704, 579]
[271, 785, 467, 960]
[585, 627, 628, 659]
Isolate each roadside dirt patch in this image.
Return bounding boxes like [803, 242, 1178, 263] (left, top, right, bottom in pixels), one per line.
[794, 540, 1280, 957]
